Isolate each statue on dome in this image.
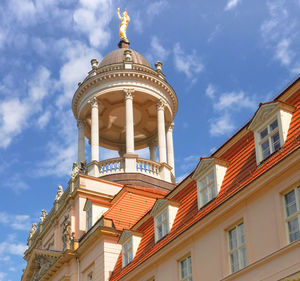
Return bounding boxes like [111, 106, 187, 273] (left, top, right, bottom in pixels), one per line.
[117, 8, 130, 41]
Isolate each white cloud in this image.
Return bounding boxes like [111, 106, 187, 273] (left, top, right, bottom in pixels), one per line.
[205, 84, 216, 99]
[210, 114, 235, 136]
[147, 0, 168, 17]
[132, 12, 143, 33]
[0, 212, 31, 231]
[179, 154, 199, 172]
[260, 0, 300, 71]
[275, 38, 293, 66]
[207, 24, 222, 43]
[151, 36, 169, 61]
[213, 91, 257, 111]
[0, 272, 6, 281]
[0, 236, 27, 258]
[37, 110, 51, 129]
[0, 99, 30, 148]
[37, 109, 77, 177]
[73, 0, 113, 48]
[56, 40, 101, 108]
[173, 43, 204, 82]
[225, 0, 241, 11]
[0, 67, 52, 148]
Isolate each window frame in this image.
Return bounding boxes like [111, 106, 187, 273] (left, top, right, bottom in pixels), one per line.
[122, 237, 133, 267]
[258, 117, 282, 161]
[154, 207, 169, 242]
[283, 186, 300, 243]
[227, 222, 247, 273]
[86, 201, 93, 231]
[196, 167, 217, 209]
[179, 255, 193, 281]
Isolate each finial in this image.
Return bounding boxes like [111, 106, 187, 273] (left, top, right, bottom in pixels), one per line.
[155, 61, 163, 73]
[91, 59, 98, 70]
[117, 8, 130, 48]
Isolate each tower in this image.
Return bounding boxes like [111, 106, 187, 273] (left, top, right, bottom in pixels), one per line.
[73, 38, 177, 188]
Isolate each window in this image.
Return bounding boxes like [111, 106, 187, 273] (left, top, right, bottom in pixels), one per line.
[248, 101, 295, 165]
[259, 118, 281, 160]
[197, 171, 217, 208]
[192, 158, 228, 210]
[87, 273, 93, 281]
[86, 203, 92, 230]
[284, 187, 300, 243]
[155, 208, 169, 241]
[228, 222, 247, 273]
[122, 238, 133, 267]
[179, 256, 193, 281]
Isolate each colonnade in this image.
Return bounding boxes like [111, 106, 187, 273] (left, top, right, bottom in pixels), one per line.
[77, 89, 175, 178]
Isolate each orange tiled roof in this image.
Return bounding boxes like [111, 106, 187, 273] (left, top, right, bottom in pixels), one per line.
[103, 188, 164, 231]
[109, 89, 300, 280]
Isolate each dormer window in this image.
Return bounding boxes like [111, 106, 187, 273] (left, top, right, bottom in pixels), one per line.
[259, 118, 281, 159]
[248, 101, 295, 165]
[197, 171, 216, 207]
[151, 199, 180, 242]
[122, 238, 133, 267]
[155, 208, 168, 241]
[192, 158, 229, 209]
[119, 230, 142, 268]
[83, 198, 110, 231]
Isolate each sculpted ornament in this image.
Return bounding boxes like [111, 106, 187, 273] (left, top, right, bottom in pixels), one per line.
[32, 255, 56, 281]
[28, 223, 37, 240]
[55, 185, 63, 201]
[62, 215, 74, 251]
[88, 96, 98, 108]
[40, 209, 47, 223]
[117, 8, 130, 41]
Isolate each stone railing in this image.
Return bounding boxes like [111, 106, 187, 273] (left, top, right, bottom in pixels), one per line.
[97, 157, 162, 179]
[99, 157, 125, 175]
[136, 158, 160, 177]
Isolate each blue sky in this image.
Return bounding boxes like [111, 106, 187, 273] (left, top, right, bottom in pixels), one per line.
[0, 0, 300, 280]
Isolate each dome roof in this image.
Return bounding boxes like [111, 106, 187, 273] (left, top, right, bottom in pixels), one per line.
[99, 48, 151, 68]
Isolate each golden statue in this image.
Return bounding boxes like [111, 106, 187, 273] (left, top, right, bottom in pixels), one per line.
[117, 8, 130, 41]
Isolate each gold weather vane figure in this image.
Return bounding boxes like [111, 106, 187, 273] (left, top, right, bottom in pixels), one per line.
[117, 8, 130, 41]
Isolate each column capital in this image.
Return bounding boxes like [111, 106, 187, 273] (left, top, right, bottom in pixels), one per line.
[156, 99, 166, 111]
[77, 119, 86, 129]
[168, 122, 174, 131]
[88, 96, 98, 108]
[123, 88, 135, 100]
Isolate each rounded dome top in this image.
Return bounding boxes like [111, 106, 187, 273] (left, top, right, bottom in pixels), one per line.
[99, 48, 151, 68]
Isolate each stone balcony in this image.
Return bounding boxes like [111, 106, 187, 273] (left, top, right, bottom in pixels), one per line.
[86, 156, 174, 183]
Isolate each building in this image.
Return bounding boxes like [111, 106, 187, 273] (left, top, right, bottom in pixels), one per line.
[21, 33, 300, 281]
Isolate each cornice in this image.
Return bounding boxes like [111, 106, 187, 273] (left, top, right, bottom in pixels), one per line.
[72, 64, 178, 119]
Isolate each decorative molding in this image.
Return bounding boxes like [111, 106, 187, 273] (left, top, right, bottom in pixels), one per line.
[156, 99, 166, 111]
[77, 119, 85, 129]
[88, 96, 98, 108]
[123, 88, 135, 100]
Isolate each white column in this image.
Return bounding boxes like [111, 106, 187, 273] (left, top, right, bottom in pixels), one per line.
[90, 97, 99, 162]
[88, 97, 100, 177]
[124, 89, 135, 154]
[149, 142, 156, 161]
[166, 122, 175, 176]
[77, 119, 85, 163]
[157, 99, 167, 163]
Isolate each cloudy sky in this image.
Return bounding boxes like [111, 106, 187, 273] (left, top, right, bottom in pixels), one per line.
[0, 0, 299, 279]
